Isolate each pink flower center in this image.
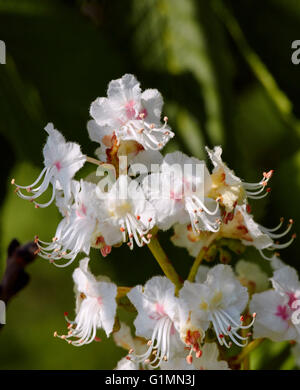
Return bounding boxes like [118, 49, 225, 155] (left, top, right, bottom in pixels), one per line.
[275, 305, 289, 321]
[138, 108, 148, 119]
[97, 297, 102, 305]
[170, 178, 191, 201]
[54, 161, 61, 171]
[287, 292, 299, 310]
[76, 203, 87, 218]
[125, 100, 136, 120]
[149, 303, 167, 320]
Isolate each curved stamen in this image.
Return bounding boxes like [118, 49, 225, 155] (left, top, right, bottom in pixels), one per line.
[259, 220, 293, 239]
[268, 235, 296, 250]
[246, 190, 270, 200]
[11, 166, 48, 190]
[259, 217, 284, 233]
[191, 195, 219, 216]
[258, 249, 279, 261]
[128, 316, 173, 368]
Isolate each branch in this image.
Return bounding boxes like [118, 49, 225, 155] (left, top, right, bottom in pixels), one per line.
[0, 239, 38, 327]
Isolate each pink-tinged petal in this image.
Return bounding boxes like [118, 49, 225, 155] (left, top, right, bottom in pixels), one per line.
[141, 88, 163, 123]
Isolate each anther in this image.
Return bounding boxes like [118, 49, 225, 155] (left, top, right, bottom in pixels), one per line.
[240, 315, 244, 322]
[186, 355, 193, 365]
[147, 234, 152, 239]
[94, 337, 102, 342]
[196, 350, 202, 358]
[11, 178, 15, 185]
[163, 116, 168, 122]
[129, 349, 134, 354]
[120, 227, 125, 232]
[147, 340, 152, 346]
[136, 215, 141, 220]
[53, 331, 58, 337]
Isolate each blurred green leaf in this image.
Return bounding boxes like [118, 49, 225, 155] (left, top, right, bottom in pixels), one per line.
[131, 0, 232, 147]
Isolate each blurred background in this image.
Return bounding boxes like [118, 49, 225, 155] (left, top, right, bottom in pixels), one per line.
[0, 0, 300, 370]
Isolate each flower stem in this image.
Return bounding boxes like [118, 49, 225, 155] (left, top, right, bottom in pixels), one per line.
[235, 338, 265, 365]
[187, 233, 218, 282]
[148, 236, 182, 292]
[117, 286, 131, 299]
[86, 156, 104, 166]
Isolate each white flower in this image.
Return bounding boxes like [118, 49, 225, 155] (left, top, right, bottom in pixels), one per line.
[171, 223, 209, 257]
[143, 151, 221, 233]
[160, 354, 195, 370]
[250, 266, 300, 342]
[235, 260, 269, 293]
[113, 322, 150, 370]
[54, 258, 117, 345]
[115, 358, 139, 370]
[36, 180, 102, 267]
[98, 175, 156, 249]
[160, 342, 229, 370]
[180, 265, 255, 350]
[12, 123, 86, 208]
[88, 74, 174, 155]
[127, 276, 183, 368]
[193, 342, 229, 370]
[220, 204, 295, 260]
[206, 146, 273, 211]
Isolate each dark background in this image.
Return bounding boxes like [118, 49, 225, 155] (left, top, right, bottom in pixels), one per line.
[0, 0, 299, 369]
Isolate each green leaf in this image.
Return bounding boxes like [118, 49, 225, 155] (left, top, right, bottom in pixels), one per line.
[131, 0, 231, 147]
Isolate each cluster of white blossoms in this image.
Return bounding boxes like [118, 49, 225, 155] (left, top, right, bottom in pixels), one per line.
[12, 74, 299, 370]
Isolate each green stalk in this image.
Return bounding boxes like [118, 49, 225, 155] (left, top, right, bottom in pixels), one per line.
[148, 236, 182, 292]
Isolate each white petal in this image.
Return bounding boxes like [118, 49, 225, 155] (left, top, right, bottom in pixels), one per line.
[107, 74, 141, 103]
[141, 88, 163, 123]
